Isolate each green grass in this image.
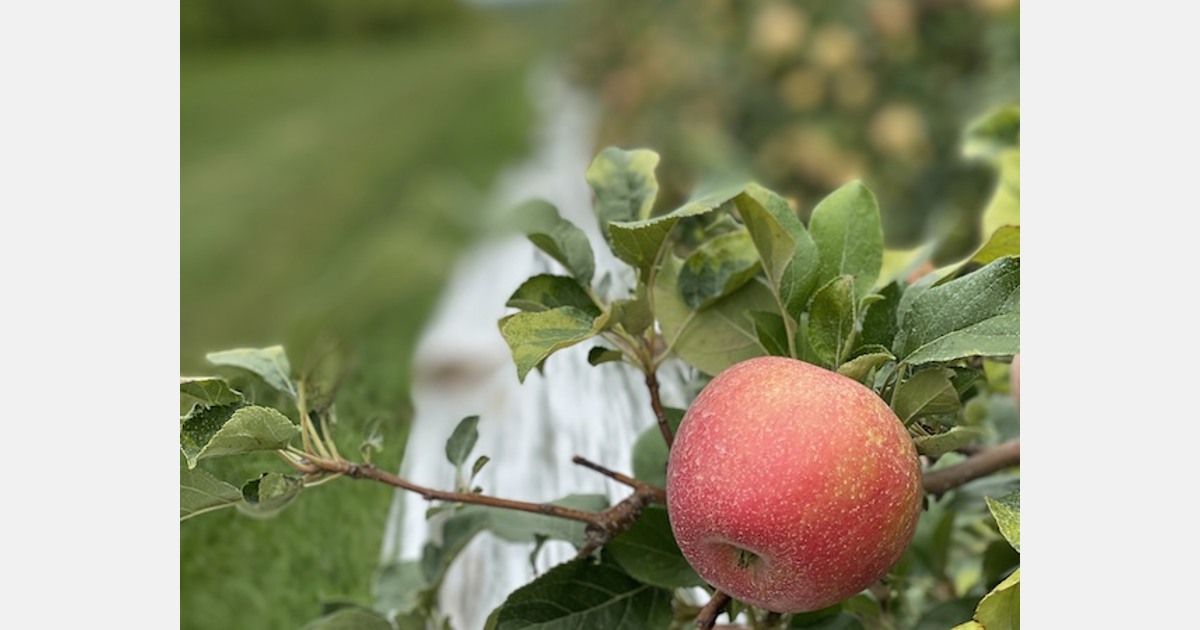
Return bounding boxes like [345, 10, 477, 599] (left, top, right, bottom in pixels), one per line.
[180, 21, 539, 630]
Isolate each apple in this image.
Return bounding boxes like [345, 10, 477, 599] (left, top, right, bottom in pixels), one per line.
[666, 356, 923, 613]
[1011, 353, 1020, 408]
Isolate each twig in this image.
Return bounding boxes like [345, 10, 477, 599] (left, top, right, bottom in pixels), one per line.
[697, 590, 732, 630]
[307, 457, 600, 524]
[923, 439, 1020, 498]
[570, 455, 668, 558]
[645, 371, 675, 448]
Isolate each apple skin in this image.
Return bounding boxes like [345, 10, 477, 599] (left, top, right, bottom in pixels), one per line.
[666, 356, 923, 613]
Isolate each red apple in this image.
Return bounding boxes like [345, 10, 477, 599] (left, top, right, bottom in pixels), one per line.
[666, 356, 923, 613]
[1011, 353, 1020, 408]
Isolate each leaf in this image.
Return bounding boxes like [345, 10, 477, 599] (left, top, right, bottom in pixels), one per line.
[808, 181, 884, 301]
[471, 494, 610, 548]
[892, 368, 961, 424]
[837, 350, 895, 384]
[361, 416, 384, 460]
[859, 281, 902, 350]
[507, 274, 600, 316]
[735, 183, 820, 320]
[807, 275, 857, 368]
[587, 346, 624, 366]
[968, 226, 1020, 268]
[239, 472, 304, 517]
[609, 288, 654, 336]
[180, 466, 243, 520]
[516, 199, 596, 285]
[913, 427, 985, 458]
[421, 509, 492, 585]
[206, 345, 296, 399]
[445, 415, 480, 468]
[789, 611, 865, 629]
[963, 105, 1020, 161]
[180, 377, 244, 408]
[986, 490, 1021, 552]
[748, 310, 790, 357]
[631, 408, 686, 488]
[487, 556, 674, 630]
[586, 147, 661, 232]
[607, 505, 704, 589]
[608, 185, 743, 281]
[982, 150, 1020, 238]
[471, 455, 491, 479]
[914, 598, 981, 630]
[301, 606, 394, 630]
[678, 229, 762, 309]
[653, 254, 775, 376]
[904, 314, 1021, 365]
[300, 338, 351, 415]
[499, 307, 602, 382]
[970, 568, 1020, 630]
[372, 560, 429, 616]
[895, 257, 1020, 363]
[180, 404, 300, 469]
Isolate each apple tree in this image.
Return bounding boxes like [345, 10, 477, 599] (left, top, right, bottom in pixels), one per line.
[181, 105, 1019, 629]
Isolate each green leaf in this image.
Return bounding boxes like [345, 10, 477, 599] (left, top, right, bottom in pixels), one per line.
[608, 505, 704, 589]
[180, 466, 244, 520]
[905, 314, 1021, 365]
[609, 288, 654, 336]
[206, 345, 296, 399]
[586, 147, 660, 230]
[971, 568, 1020, 630]
[608, 185, 742, 281]
[986, 490, 1021, 552]
[860, 281, 902, 350]
[914, 598, 981, 630]
[587, 346, 624, 366]
[372, 560, 429, 616]
[678, 229, 762, 309]
[631, 408, 686, 488]
[892, 368, 961, 425]
[653, 254, 774, 376]
[180, 404, 300, 469]
[748, 310, 791, 357]
[239, 472, 304, 517]
[808, 181, 884, 301]
[516, 199, 597, 285]
[445, 415, 480, 468]
[895, 257, 1020, 363]
[913, 427, 985, 458]
[981, 540, 1021, 592]
[421, 510, 492, 585]
[488, 557, 674, 630]
[470, 494, 609, 548]
[507, 274, 600, 316]
[964, 105, 1020, 161]
[301, 606, 394, 630]
[807, 275, 857, 368]
[968, 226, 1020, 268]
[499, 307, 602, 382]
[837, 349, 895, 384]
[361, 416, 384, 460]
[789, 611, 865, 629]
[735, 183, 820, 319]
[180, 377, 244, 408]
[471, 455, 491, 480]
[982, 150, 1020, 238]
[300, 338, 351, 415]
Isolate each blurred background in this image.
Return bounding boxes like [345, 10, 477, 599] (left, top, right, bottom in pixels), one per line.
[180, 1, 1018, 628]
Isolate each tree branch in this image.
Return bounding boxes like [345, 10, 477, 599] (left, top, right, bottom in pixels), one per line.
[923, 439, 1020, 498]
[696, 590, 732, 629]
